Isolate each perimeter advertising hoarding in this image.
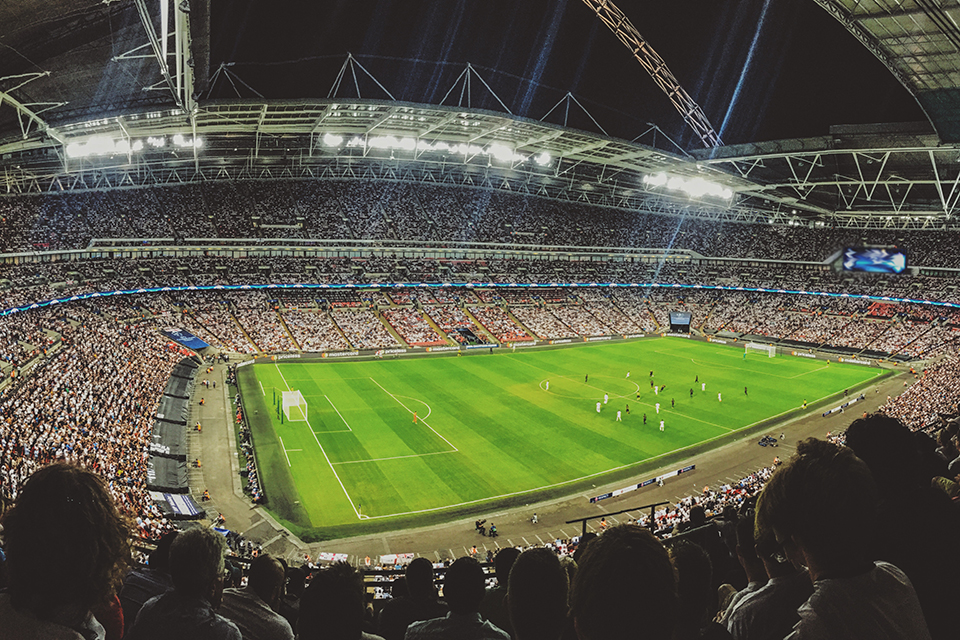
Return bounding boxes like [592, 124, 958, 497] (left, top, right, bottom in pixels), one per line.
[843, 248, 907, 274]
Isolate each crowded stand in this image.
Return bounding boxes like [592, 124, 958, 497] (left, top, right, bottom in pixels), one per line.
[423, 304, 492, 345]
[231, 292, 298, 353]
[178, 295, 258, 355]
[878, 357, 960, 430]
[581, 300, 649, 334]
[550, 304, 612, 337]
[0, 305, 181, 541]
[511, 306, 576, 340]
[281, 309, 352, 352]
[6, 179, 960, 270]
[331, 309, 402, 350]
[468, 305, 533, 343]
[381, 307, 445, 346]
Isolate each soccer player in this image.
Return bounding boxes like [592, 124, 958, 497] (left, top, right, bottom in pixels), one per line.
[643, 413, 647, 425]
[654, 385, 659, 396]
[625, 404, 630, 414]
[718, 392, 722, 402]
[695, 375, 698, 383]
[649, 370, 654, 377]
[413, 411, 418, 424]
[744, 386, 748, 396]
[596, 402, 601, 413]
[689, 388, 694, 398]
[616, 410, 622, 421]
[655, 402, 660, 414]
[659, 420, 665, 431]
[626, 371, 630, 378]
[585, 374, 588, 383]
[603, 393, 609, 404]
[671, 398, 675, 408]
[545, 380, 549, 390]
[701, 382, 706, 392]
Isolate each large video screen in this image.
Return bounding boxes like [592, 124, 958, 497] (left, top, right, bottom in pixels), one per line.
[669, 312, 691, 333]
[843, 248, 907, 274]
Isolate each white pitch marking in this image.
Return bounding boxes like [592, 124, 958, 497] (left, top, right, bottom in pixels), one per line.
[369, 377, 459, 452]
[275, 363, 362, 519]
[333, 450, 456, 465]
[259, 380, 265, 396]
[279, 435, 292, 467]
[324, 395, 354, 432]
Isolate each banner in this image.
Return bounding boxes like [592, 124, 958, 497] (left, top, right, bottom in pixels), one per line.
[156, 395, 189, 425]
[161, 328, 210, 350]
[150, 420, 187, 460]
[163, 376, 192, 400]
[146, 456, 189, 493]
[589, 465, 695, 503]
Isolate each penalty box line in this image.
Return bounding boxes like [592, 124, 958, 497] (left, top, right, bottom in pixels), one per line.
[274, 363, 363, 519]
[368, 377, 459, 453]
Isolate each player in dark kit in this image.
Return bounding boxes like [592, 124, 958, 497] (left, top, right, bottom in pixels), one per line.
[643, 413, 647, 425]
[689, 388, 694, 398]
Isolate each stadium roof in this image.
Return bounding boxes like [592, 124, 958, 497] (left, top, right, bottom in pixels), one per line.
[1, 1, 960, 229]
[814, 0, 960, 143]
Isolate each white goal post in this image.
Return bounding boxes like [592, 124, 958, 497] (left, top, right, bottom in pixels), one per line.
[282, 390, 308, 421]
[745, 342, 776, 358]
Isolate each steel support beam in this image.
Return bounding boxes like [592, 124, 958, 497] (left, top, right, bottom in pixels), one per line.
[581, 0, 721, 147]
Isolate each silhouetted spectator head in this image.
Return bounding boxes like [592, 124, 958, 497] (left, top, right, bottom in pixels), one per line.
[405, 557, 435, 598]
[2, 462, 131, 626]
[846, 413, 924, 490]
[148, 530, 178, 573]
[286, 566, 307, 597]
[689, 505, 707, 528]
[299, 561, 365, 640]
[443, 557, 487, 615]
[169, 526, 228, 605]
[735, 511, 766, 582]
[390, 575, 409, 599]
[571, 532, 596, 564]
[249, 554, 286, 609]
[669, 540, 716, 639]
[494, 546, 521, 586]
[755, 438, 877, 579]
[570, 525, 677, 640]
[507, 548, 568, 640]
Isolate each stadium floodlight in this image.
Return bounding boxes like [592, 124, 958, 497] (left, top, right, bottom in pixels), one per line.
[66, 136, 133, 159]
[172, 134, 202, 148]
[534, 152, 552, 166]
[322, 133, 343, 147]
[643, 172, 733, 201]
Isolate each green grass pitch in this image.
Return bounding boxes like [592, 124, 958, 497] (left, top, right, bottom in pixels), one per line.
[238, 338, 884, 538]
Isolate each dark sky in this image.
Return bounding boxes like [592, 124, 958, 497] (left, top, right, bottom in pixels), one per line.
[209, 0, 925, 149]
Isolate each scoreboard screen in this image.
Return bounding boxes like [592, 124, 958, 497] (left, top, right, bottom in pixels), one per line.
[669, 311, 691, 332]
[843, 248, 907, 274]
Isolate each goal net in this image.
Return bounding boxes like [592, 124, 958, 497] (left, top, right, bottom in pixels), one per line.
[745, 342, 776, 358]
[282, 390, 308, 421]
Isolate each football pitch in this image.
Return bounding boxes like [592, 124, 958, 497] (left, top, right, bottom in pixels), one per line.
[237, 338, 884, 538]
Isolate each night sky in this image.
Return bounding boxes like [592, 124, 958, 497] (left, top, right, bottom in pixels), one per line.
[209, 0, 925, 150]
